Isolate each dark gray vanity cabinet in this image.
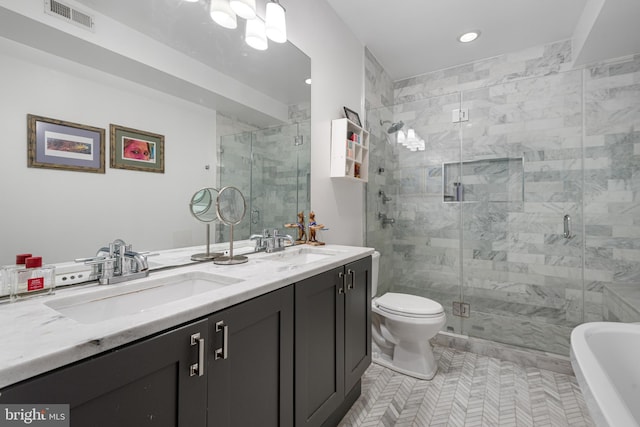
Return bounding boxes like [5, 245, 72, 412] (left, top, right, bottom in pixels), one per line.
[0, 319, 209, 426]
[343, 256, 372, 393]
[207, 285, 294, 427]
[294, 256, 372, 427]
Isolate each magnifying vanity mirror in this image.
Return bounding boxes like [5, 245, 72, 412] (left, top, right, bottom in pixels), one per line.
[213, 186, 248, 265]
[189, 188, 223, 261]
[0, 1, 311, 264]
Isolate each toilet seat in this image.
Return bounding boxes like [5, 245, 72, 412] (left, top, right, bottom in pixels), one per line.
[374, 292, 444, 318]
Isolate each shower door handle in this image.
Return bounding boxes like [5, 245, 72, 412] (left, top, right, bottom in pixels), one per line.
[563, 214, 572, 239]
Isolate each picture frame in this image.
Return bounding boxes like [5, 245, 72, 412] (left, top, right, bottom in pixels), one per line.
[110, 124, 165, 173]
[343, 106, 362, 127]
[27, 114, 105, 173]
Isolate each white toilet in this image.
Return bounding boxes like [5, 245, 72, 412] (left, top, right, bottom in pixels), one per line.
[371, 251, 446, 380]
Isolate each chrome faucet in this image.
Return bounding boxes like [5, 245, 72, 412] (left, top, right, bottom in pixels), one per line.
[250, 228, 294, 253]
[250, 229, 270, 252]
[267, 229, 294, 253]
[76, 239, 149, 285]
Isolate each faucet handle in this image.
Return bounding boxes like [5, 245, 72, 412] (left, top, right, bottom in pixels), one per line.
[75, 256, 115, 285]
[75, 255, 108, 263]
[277, 233, 294, 247]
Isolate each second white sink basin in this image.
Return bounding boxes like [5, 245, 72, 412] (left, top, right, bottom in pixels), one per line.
[46, 271, 243, 324]
[260, 246, 337, 266]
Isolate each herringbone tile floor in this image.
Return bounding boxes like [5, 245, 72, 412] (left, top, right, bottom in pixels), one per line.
[339, 345, 594, 427]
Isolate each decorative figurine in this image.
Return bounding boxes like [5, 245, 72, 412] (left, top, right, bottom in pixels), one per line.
[307, 211, 326, 246]
[285, 211, 307, 244]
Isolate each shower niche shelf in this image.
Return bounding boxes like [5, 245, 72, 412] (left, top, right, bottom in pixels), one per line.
[442, 157, 524, 203]
[331, 118, 369, 183]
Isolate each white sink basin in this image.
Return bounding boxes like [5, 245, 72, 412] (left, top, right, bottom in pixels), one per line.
[45, 271, 243, 324]
[260, 246, 337, 266]
[570, 322, 640, 427]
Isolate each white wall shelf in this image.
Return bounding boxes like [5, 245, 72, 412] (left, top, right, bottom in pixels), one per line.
[330, 118, 369, 183]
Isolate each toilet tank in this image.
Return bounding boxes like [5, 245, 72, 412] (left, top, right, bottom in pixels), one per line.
[371, 251, 380, 296]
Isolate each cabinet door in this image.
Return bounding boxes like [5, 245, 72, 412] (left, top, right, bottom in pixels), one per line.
[0, 319, 209, 427]
[344, 256, 372, 392]
[295, 266, 345, 427]
[207, 286, 294, 427]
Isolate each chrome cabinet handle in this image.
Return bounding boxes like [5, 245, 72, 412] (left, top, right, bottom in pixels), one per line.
[347, 269, 355, 290]
[563, 214, 572, 239]
[338, 272, 345, 294]
[190, 333, 205, 377]
[215, 321, 229, 360]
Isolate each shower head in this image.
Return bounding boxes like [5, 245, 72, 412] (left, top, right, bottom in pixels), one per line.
[380, 119, 404, 134]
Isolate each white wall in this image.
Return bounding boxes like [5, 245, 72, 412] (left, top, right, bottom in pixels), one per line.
[287, 0, 367, 246]
[0, 38, 217, 263]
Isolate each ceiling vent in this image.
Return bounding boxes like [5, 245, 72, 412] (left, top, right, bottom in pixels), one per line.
[44, 0, 94, 32]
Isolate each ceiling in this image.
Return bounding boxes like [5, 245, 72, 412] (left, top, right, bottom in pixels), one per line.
[325, 0, 640, 81]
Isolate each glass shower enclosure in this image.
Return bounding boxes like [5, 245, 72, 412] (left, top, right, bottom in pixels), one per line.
[218, 121, 311, 242]
[367, 70, 587, 356]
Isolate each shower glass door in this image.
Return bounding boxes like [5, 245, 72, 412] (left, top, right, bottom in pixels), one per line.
[250, 122, 310, 234]
[219, 121, 310, 241]
[459, 70, 584, 355]
[366, 93, 464, 333]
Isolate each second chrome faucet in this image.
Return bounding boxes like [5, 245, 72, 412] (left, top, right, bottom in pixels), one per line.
[250, 229, 294, 253]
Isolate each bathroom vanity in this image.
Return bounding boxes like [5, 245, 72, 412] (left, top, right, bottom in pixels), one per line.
[0, 244, 372, 427]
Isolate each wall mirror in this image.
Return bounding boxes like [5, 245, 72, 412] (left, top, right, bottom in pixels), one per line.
[0, 0, 310, 263]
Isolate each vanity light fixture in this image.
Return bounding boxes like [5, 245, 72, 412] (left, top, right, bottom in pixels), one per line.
[245, 17, 268, 51]
[206, 0, 286, 51]
[458, 31, 480, 43]
[230, 0, 257, 20]
[265, 0, 287, 43]
[210, 0, 238, 29]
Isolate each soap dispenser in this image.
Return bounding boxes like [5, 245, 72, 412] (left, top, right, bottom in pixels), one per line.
[11, 256, 55, 301]
[1, 253, 32, 301]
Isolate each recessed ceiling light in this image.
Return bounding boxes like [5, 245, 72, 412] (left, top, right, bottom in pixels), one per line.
[305, 78, 312, 85]
[458, 31, 480, 43]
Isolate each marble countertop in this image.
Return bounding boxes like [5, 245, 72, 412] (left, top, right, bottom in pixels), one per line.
[0, 243, 373, 388]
